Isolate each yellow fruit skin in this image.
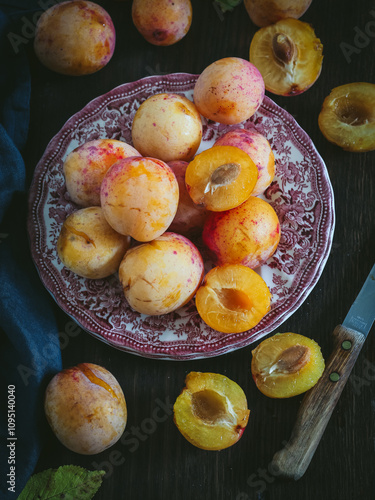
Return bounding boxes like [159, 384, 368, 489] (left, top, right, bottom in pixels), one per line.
[57, 207, 130, 279]
[119, 232, 204, 315]
[44, 363, 127, 455]
[100, 157, 179, 242]
[34, 1, 115, 75]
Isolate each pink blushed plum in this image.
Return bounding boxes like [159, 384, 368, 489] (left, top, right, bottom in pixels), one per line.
[214, 128, 275, 196]
[63, 139, 140, 207]
[34, 1, 116, 76]
[202, 196, 281, 269]
[193, 57, 265, 125]
[119, 232, 204, 315]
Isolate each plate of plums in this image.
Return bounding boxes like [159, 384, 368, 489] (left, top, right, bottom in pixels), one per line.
[28, 65, 335, 360]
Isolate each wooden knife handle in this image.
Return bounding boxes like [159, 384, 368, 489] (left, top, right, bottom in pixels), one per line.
[270, 325, 366, 480]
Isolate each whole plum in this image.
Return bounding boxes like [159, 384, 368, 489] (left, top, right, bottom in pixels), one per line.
[193, 57, 265, 125]
[100, 156, 179, 242]
[44, 363, 127, 455]
[131, 93, 202, 162]
[34, 1, 116, 75]
[132, 0, 192, 46]
[57, 207, 131, 279]
[119, 232, 204, 315]
[202, 196, 280, 269]
[63, 139, 140, 207]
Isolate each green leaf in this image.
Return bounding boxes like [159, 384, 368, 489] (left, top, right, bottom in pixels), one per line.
[17, 465, 105, 500]
[214, 0, 243, 13]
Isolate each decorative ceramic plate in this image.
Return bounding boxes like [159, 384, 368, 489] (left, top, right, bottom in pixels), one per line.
[28, 73, 335, 360]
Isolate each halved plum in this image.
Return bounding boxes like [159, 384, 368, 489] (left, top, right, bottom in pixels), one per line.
[318, 82, 375, 152]
[249, 18, 323, 96]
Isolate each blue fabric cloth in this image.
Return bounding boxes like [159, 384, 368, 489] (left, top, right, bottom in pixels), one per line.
[0, 3, 62, 498]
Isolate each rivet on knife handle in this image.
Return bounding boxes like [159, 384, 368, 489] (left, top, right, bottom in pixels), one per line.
[270, 325, 366, 481]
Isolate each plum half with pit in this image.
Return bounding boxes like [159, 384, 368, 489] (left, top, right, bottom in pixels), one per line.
[251, 332, 325, 398]
[250, 18, 323, 96]
[214, 128, 275, 197]
[185, 145, 258, 212]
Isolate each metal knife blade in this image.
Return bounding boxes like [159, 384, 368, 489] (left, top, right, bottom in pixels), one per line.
[342, 263, 375, 336]
[270, 263, 375, 480]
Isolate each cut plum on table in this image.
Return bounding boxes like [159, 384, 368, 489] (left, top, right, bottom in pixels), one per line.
[249, 18, 323, 96]
[318, 82, 375, 152]
[251, 332, 325, 398]
[173, 372, 250, 450]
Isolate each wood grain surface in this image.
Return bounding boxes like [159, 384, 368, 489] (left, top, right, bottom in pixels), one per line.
[23, 1, 375, 499]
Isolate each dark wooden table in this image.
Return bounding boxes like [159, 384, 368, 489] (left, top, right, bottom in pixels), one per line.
[24, 1, 375, 499]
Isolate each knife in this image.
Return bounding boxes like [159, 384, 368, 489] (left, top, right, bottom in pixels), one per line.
[270, 263, 375, 480]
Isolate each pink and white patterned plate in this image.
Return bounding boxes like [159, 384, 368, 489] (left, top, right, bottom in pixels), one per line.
[28, 73, 335, 360]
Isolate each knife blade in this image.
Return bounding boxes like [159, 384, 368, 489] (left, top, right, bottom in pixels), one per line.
[270, 263, 375, 480]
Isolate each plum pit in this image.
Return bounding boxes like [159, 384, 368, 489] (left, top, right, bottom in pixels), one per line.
[191, 389, 227, 424]
[272, 33, 296, 65]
